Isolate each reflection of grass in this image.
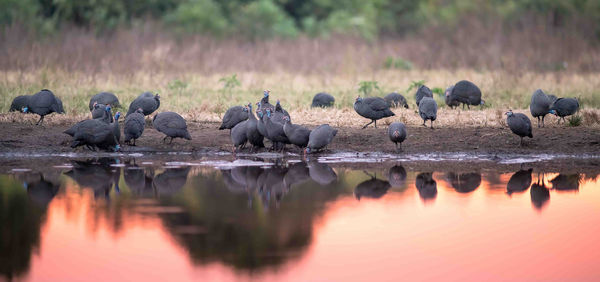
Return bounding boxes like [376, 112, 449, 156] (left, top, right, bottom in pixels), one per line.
[1, 69, 599, 127]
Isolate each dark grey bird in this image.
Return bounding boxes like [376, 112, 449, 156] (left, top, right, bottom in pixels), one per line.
[308, 162, 337, 185]
[137, 91, 155, 99]
[152, 167, 191, 196]
[124, 108, 145, 146]
[529, 89, 551, 127]
[531, 176, 550, 210]
[446, 172, 481, 193]
[70, 118, 120, 152]
[231, 115, 249, 152]
[418, 97, 437, 129]
[256, 103, 268, 138]
[353, 96, 395, 128]
[505, 110, 533, 146]
[64, 105, 112, 137]
[415, 172, 437, 201]
[311, 92, 335, 108]
[384, 92, 408, 109]
[263, 108, 290, 151]
[22, 89, 64, 125]
[444, 86, 460, 108]
[219, 105, 248, 130]
[275, 100, 290, 119]
[550, 174, 581, 191]
[283, 115, 311, 150]
[549, 97, 579, 124]
[245, 103, 265, 150]
[415, 85, 433, 106]
[388, 122, 407, 151]
[127, 93, 160, 116]
[259, 90, 275, 112]
[305, 124, 337, 154]
[547, 94, 558, 104]
[153, 112, 192, 143]
[388, 165, 407, 189]
[447, 80, 484, 109]
[10, 95, 31, 112]
[91, 102, 113, 122]
[89, 92, 120, 111]
[112, 112, 121, 145]
[506, 168, 533, 195]
[355, 171, 390, 200]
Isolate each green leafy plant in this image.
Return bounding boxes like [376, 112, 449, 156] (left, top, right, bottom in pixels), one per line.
[219, 74, 241, 96]
[406, 80, 425, 92]
[383, 56, 413, 70]
[358, 81, 380, 96]
[431, 87, 444, 95]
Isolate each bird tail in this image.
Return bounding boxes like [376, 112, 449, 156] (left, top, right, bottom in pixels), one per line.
[184, 131, 192, 140]
[63, 128, 75, 136]
[218, 124, 226, 130]
[71, 140, 81, 148]
[529, 133, 533, 138]
[332, 129, 338, 136]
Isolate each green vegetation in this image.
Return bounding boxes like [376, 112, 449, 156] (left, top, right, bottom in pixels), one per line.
[358, 81, 381, 97]
[568, 115, 583, 127]
[1, 0, 599, 40]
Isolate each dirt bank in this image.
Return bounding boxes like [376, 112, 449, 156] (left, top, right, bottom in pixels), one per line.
[0, 120, 598, 156]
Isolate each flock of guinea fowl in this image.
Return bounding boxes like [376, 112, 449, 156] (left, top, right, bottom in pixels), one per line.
[8, 79, 580, 153]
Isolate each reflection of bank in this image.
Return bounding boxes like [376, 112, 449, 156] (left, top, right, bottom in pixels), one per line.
[1, 173, 59, 280]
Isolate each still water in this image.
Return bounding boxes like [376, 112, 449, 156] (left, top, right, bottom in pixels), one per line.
[1, 157, 600, 281]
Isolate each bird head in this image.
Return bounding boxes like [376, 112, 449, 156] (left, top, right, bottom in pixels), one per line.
[247, 103, 253, 110]
[114, 145, 121, 152]
[480, 100, 485, 105]
[304, 147, 311, 154]
[22, 106, 28, 113]
[356, 96, 362, 102]
[93, 101, 98, 107]
[505, 110, 513, 117]
[283, 115, 290, 122]
[263, 90, 270, 97]
[445, 86, 453, 97]
[136, 107, 144, 114]
[276, 100, 281, 105]
[115, 112, 121, 120]
[549, 109, 557, 115]
[105, 105, 112, 112]
[392, 130, 400, 137]
[243, 106, 249, 112]
[155, 94, 161, 100]
[265, 108, 271, 118]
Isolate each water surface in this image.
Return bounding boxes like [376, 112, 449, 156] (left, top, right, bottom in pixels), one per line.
[2, 157, 600, 281]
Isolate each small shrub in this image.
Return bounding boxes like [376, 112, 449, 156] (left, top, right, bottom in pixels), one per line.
[567, 115, 582, 127]
[358, 81, 380, 96]
[431, 87, 444, 95]
[406, 80, 425, 93]
[383, 56, 413, 70]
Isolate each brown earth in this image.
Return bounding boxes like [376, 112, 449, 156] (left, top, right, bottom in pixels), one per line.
[0, 120, 598, 156]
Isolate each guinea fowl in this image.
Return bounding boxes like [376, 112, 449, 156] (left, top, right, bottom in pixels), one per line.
[384, 92, 408, 109]
[305, 124, 337, 154]
[230, 107, 249, 152]
[311, 92, 335, 108]
[444, 86, 460, 108]
[70, 118, 120, 151]
[219, 105, 248, 130]
[64, 105, 112, 137]
[418, 97, 437, 129]
[255, 103, 268, 138]
[415, 85, 433, 106]
[283, 115, 311, 150]
[530, 89, 552, 127]
[353, 96, 395, 129]
[259, 90, 275, 112]
[22, 89, 64, 125]
[245, 103, 265, 151]
[447, 80, 484, 109]
[124, 108, 145, 146]
[127, 93, 160, 116]
[506, 168, 533, 195]
[549, 97, 579, 124]
[505, 110, 533, 146]
[91, 102, 114, 122]
[153, 112, 192, 144]
[388, 122, 407, 151]
[112, 112, 121, 145]
[264, 108, 290, 151]
[10, 95, 31, 112]
[88, 92, 120, 111]
[275, 100, 291, 119]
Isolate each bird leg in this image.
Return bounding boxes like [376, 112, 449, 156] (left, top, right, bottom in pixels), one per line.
[422, 120, 427, 127]
[162, 136, 169, 143]
[467, 104, 471, 110]
[542, 116, 545, 128]
[35, 116, 44, 125]
[168, 137, 174, 144]
[374, 120, 377, 128]
[430, 120, 434, 129]
[520, 137, 524, 146]
[361, 120, 374, 129]
[537, 117, 541, 128]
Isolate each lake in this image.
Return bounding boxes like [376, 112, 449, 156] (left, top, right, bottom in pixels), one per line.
[1, 155, 599, 281]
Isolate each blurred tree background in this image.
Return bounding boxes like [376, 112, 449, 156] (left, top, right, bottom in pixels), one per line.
[0, 0, 598, 40]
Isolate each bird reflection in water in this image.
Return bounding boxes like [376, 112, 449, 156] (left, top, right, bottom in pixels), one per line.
[355, 171, 391, 200]
[388, 165, 407, 190]
[416, 172, 437, 202]
[64, 158, 121, 200]
[550, 174, 581, 192]
[506, 168, 533, 195]
[531, 173, 550, 210]
[445, 172, 481, 193]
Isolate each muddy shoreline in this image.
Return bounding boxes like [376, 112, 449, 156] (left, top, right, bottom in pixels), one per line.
[0, 121, 599, 173]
